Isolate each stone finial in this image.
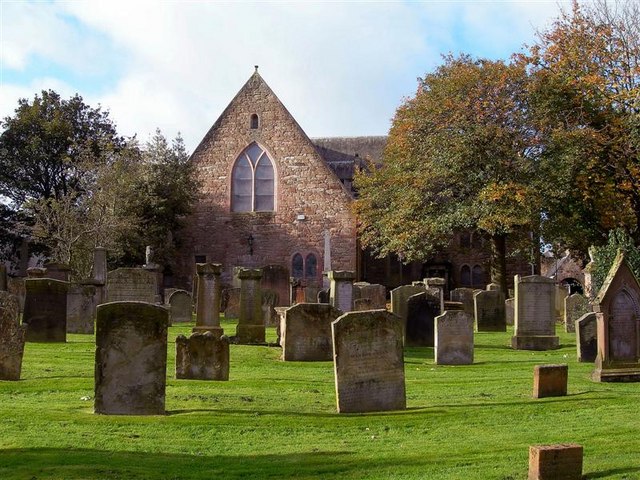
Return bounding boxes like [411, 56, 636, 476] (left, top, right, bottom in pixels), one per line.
[254, 65, 259, 73]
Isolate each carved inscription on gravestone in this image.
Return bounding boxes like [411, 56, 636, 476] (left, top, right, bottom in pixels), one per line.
[332, 310, 405, 413]
[435, 310, 474, 365]
[609, 291, 638, 361]
[106, 268, 157, 303]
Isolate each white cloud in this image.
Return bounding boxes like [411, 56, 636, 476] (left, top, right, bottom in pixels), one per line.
[2, 1, 566, 152]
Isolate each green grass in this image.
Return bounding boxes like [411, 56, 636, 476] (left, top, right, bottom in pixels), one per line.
[1, 319, 639, 479]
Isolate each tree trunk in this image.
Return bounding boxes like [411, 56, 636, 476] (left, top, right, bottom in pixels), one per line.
[490, 233, 508, 295]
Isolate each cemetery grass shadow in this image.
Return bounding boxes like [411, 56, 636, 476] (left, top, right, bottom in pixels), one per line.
[585, 466, 640, 478]
[0, 447, 430, 479]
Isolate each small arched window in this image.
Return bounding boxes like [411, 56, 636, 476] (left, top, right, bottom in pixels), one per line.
[460, 265, 471, 286]
[231, 143, 275, 212]
[305, 254, 317, 278]
[250, 114, 259, 129]
[292, 254, 304, 278]
[472, 265, 484, 286]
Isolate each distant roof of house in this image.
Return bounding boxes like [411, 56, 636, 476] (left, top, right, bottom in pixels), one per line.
[312, 136, 387, 183]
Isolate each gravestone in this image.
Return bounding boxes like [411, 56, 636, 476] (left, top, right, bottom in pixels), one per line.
[391, 285, 423, 321]
[282, 303, 341, 361]
[353, 298, 373, 311]
[528, 444, 583, 480]
[236, 268, 265, 344]
[175, 332, 229, 380]
[261, 265, 290, 307]
[332, 310, 405, 413]
[168, 290, 192, 324]
[67, 283, 98, 334]
[43, 262, 72, 281]
[533, 364, 568, 398]
[0, 291, 27, 380]
[512, 275, 559, 351]
[94, 302, 168, 415]
[592, 251, 640, 381]
[353, 283, 386, 309]
[262, 290, 279, 326]
[405, 291, 440, 347]
[434, 310, 474, 365]
[564, 293, 590, 333]
[450, 288, 476, 315]
[23, 278, 68, 343]
[274, 306, 288, 345]
[474, 288, 506, 332]
[223, 287, 241, 318]
[555, 285, 569, 323]
[193, 263, 223, 336]
[328, 270, 355, 313]
[575, 312, 597, 363]
[92, 247, 107, 284]
[304, 286, 321, 303]
[317, 289, 330, 304]
[425, 277, 446, 311]
[106, 268, 157, 303]
[505, 298, 515, 326]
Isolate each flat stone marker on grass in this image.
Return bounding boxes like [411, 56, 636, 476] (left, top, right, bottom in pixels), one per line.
[0, 291, 27, 380]
[332, 310, 405, 413]
[434, 310, 474, 365]
[23, 278, 68, 343]
[175, 332, 229, 380]
[576, 312, 597, 363]
[533, 364, 568, 398]
[282, 303, 342, 361]
[94, 302, 168, 415]
[512, 275, 559, 351]
[528, 444, 583, 480]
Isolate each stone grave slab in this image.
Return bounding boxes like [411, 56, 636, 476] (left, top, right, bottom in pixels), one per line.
[512, 275, 559, 351]
[474, 289, 506, 332]
[575, 312, 597, 363]
[405, 291, 440, 347]
[168, 290, 192, 324]
[564, 293, 589, 333]
[282, 303, 341, 361]
[106, 268, 157, 303]
[435, 310, 474, 365]
[23, 278, 68, 343]
[0, 291, 27, 380]
[175, 332, 229, 380]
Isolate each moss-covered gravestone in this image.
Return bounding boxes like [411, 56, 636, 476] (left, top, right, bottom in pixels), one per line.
[94, 302, 168, 415]
[175, 331, 229, 380]
[0, 291, 27, 380]
[23, 278, 68, 343]
[282, 303, 342, 361]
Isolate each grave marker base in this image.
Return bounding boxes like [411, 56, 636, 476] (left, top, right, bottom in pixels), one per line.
[511, 335, 559, 351]
[236, 324, 266, 344]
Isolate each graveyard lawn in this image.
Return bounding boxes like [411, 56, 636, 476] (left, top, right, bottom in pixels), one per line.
[1, 321, 639, 480]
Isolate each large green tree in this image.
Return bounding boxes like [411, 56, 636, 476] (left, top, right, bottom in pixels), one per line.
[354, 55, 540, 293]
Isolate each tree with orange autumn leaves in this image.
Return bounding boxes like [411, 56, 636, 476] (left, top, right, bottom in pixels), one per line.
[354, 1, 640, 290]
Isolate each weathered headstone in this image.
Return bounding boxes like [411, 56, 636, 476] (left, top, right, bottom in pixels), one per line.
[261, 290, 279, 326]
[193, 263, 223, 336]
[168, 290, 192, 324]
[555, 285, 569, 323]
[329, 270, 355, 313]
[533, 364, 568, 398]
[434, 310, 474, 365]
[275, 306, 287, 345]
[450, 288, 475, 315]
[175, 332, 229, 380]
[261, 265, 290, 307]
[405, 291, 440, 347]
[106, 268, 157, 303]
[282, 303, 341, 361]
[317, 289, 330, 304]
[592, 251, 640, 381]
[43, 262, 72, 281]
[23, 278, 68, 342]
[332, 310, 405, 413]
[390, 285, 423, 325]
[223, 287, 241, 318]
[576, 312, 597, 363]
[94, 302, 168, 415]
[505, 298, 515, 326]
[0, 291, 27, 380]
[92, 247, 107, 285]
[66, 283, 98, 334]
[474, 288, 506, 332]
[236, 268, 265, 344]
[564, 293, 589, 333]
[425, 277, 446, 311]
[528, 444, 583, 480]
[353, 283, 386, 309]
[512, 275, 559, 351]
[353, 298, 373, 311]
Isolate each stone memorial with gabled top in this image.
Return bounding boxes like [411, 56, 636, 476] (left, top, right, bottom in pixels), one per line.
[332, 310, 405, 413]
[592, 251, 640, 382]
[512, 275, 559, 351]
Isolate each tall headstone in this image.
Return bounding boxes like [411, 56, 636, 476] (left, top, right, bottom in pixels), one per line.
[332, 310, 405, 413]
[66, 283, 98, 334]
[0, 291, 27, 380]
[564, 293, 590, 333]
[450, 288, 475, 315]
[328, 270, 355, 313]
[505, 298, 515, 326]
[474, 288, 506, 332]
[353, 283, 387, 309]
[512, 275, 559, 351]
[193, 263, 223, 336]
[592, 251, 640, 381]
[23, 278, 68, 342]
[576, 312, 597, 363]
[555, 285, 569, 323]
[405, 291, 440, 347]
[93, 247, 107, 285]
[94, 302, 168, 415]
[425, 277, 446, 312]
[175, 332, 229, 380]
[434, 310, 474, 365]
[168, 290, 192, 324]
[282, 303, 342, 361]
[236, 268, 265, 344]
[106, 268, 157, 303]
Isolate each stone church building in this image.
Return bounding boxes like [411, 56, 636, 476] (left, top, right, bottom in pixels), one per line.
[175, 68, 533, 296]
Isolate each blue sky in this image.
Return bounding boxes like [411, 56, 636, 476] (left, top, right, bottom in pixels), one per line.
[1, 1, 568, 152]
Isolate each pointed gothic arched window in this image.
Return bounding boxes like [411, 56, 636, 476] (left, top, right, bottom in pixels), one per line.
[231, 143, 275, 212]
